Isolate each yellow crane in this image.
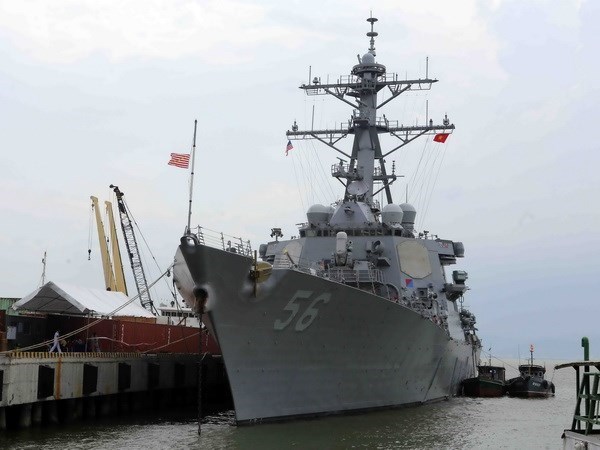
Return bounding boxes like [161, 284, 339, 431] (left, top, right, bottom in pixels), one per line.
[90, 196, 128, 294]
[105, 198, 128, 295]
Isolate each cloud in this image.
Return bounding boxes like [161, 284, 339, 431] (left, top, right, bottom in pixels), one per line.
[0, 0, 315, 64]
[0, 0, 598, 357]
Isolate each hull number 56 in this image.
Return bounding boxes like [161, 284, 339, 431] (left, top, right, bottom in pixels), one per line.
[274, 290, 331, 331]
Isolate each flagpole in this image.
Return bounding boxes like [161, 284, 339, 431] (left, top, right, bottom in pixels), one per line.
[186, 119, 198, 235]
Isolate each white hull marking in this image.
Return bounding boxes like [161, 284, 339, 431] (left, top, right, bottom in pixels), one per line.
[274, 290, 331, 331]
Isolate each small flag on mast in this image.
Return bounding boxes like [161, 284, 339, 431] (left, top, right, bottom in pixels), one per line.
[433, 133, 450, 143]
[168, 153, 190, 169]
[285, 140, 294, 156]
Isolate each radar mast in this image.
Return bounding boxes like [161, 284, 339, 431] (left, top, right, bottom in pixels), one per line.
[286, 16, 454, 215]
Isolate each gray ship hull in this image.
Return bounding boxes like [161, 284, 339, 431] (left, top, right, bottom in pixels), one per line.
[174, 241, 477, 423]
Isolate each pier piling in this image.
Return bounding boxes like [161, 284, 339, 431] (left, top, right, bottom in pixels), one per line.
[32, 403, 42, 426]
[18, 404, 32, 428]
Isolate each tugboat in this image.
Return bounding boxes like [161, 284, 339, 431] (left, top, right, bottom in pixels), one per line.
[174, 16, 482, 424]
[506, 344, 555, 398]
[461, 353, 506, 397]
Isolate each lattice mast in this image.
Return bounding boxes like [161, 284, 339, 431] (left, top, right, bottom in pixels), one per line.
[286, 16, 454, 207]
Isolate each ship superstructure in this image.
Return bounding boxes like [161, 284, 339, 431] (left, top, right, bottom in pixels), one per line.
[174, 16, 481, 424]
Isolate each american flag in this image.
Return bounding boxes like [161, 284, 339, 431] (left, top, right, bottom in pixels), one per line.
[285, 140, 294, 156]
[168, 153, 190, 169]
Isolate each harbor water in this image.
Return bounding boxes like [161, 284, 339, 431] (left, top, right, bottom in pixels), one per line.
[2, 360, 579, 449]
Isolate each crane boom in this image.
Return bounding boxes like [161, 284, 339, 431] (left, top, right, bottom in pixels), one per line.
[90, 196, 117, 291]
[105, 200, 128, 295]
[110, 184, 153, 311]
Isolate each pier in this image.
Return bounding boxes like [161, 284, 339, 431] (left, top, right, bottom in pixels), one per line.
[0, 351, 230, 430]
[0, 286, 232, 431]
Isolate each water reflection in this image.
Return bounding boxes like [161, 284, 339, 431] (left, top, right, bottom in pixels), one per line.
[4, 361, 573, 450]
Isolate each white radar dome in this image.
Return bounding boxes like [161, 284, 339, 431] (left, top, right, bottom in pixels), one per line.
[381, 204, 404, 228]
[307, 204, 330, 226]
[361, 53, 375, 64]
[399, 203, 417, 227]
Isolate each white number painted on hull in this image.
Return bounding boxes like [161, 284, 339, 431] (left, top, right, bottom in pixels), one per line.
[274, 290, 331, 331]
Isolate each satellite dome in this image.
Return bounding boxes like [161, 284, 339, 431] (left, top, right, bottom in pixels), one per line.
[381, 204, 403, 228]
[307, 204, 330, 226]
[361, 53, 375, 64]
[399, 203, 416, 228]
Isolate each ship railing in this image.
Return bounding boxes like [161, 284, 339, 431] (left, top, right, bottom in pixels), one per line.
[374, 117, 399, 129]
[339, 74, 361, 85]
[273, 255, 414, 307]
[407, 300, 432, 317]
[338, 72, 398, 85]
[192, 226, 253, 257]
[326, 267, 384, 285]
[272, 253, 316, 270]
[330, 163, 385, 179]
[331, 162, 350, 177]
[272, 254, 292, 270]
[272, 255, 384, 284]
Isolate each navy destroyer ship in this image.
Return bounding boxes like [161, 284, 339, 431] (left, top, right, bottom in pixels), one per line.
[174, 16, 481, 424]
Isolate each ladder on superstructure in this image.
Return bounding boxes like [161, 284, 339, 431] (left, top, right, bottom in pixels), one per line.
[110, 184, 154, 312]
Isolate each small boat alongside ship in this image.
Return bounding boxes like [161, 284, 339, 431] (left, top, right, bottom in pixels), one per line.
[461, 364, 506, 397]
[506, 345, 555, 398]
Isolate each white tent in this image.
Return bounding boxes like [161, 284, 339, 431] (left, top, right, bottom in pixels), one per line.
[13, 281, 155, 318]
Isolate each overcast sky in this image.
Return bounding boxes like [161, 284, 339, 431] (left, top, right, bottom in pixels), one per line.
[1, 0, 598, 359]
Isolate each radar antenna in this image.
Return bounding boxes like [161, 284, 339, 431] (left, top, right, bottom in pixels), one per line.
[367, 14, 378, 56]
